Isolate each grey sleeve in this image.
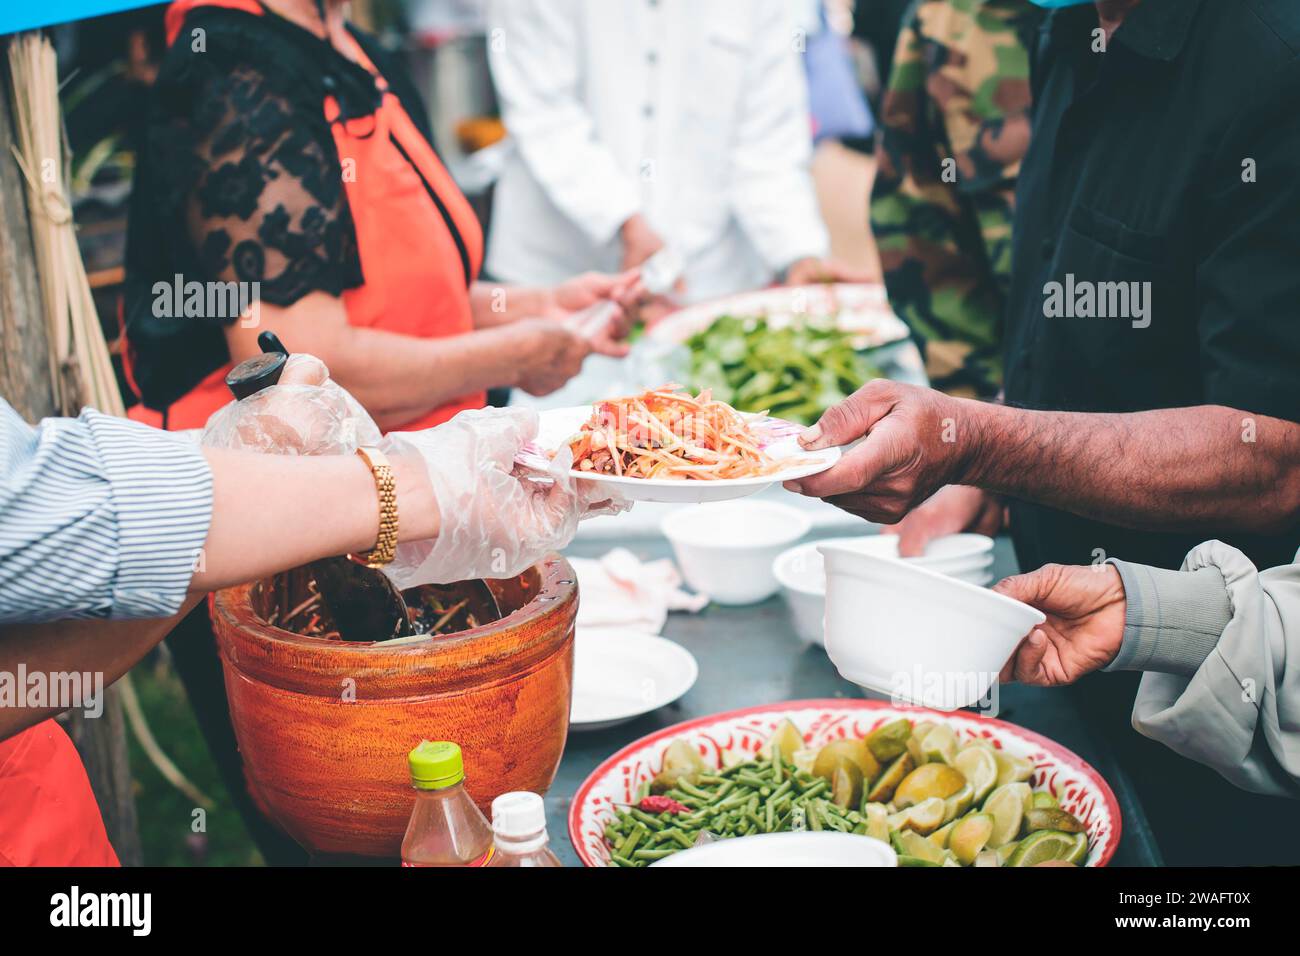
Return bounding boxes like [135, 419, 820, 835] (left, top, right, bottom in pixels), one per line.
[1104, 560, 1233, 677]
[1125, 541, 1300, 800]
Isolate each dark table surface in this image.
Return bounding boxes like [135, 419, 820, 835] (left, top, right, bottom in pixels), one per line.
[545, 533, 1163, 867]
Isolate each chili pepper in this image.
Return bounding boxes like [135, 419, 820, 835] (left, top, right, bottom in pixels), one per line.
[637, 795, 690, 815]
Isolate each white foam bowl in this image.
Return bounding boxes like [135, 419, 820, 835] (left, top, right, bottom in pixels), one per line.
[662, 501, 812, 605]
[772, 534, 996, 646]
[651, 831, 897, 867]
[819, 543, 1045, 710]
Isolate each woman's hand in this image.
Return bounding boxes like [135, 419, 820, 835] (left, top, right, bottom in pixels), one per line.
[512, 318, 596, 395]
[200, 353, 381, 455]
[383, 406, 622, 587]
[550, 270, 644, 358]
[993, 564, 1128, 686]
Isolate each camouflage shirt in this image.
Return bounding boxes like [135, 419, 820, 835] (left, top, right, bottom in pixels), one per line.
[870, 0, 1043, 398]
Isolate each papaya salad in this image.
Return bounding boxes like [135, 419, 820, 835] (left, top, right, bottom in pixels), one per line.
[564, 385, 798, 481]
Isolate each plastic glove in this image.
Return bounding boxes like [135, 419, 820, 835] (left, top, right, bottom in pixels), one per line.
[383, 406, 627, 587]
[200, 354, 381, 455]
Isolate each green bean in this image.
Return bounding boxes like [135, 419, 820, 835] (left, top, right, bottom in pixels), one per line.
[610, 853, 638, 867]
[662, 828, 696, 849]
[632, 848, 677, 861]
[800, 779, 828, 801]
[629, 808, 667, 830]
[616, 825, 644, 857]
[674, 779, 710, 800]
[706, 780, 735, 803]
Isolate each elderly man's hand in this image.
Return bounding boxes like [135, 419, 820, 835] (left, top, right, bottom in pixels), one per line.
[784, 380, 979, 524]
[992, 564, 1127, 686]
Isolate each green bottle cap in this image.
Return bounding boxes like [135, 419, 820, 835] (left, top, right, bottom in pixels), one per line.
[408, 740, 464, 790]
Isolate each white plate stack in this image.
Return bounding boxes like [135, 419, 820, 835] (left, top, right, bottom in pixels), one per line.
[773, 534, 996, 646]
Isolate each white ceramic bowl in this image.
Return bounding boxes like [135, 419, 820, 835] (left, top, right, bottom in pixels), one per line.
[819, 543, 1045, 710]
[662, 501, 812, 605]
[772, 534, 996, 646]
[650, 831, 897, 867]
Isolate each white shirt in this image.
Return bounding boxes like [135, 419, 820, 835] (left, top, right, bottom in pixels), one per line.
[485, 0, 830, 302]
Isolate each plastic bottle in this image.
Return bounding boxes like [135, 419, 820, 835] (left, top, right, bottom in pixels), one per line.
[400, 741, 495, 867]
[486, 791, 563, 867]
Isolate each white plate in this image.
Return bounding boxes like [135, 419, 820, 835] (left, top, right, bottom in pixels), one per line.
[570, 628, 699, 731]
[523, 406, 841, 504]
[646, 283, 910, 350]
[651, 831, 897, 868]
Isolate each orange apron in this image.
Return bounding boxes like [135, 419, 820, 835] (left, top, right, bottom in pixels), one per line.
[0, 720, 119, 867]
[130, 0, 486, 432]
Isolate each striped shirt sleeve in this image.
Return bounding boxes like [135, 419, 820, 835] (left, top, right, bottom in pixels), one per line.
[0, 399, 214, 623]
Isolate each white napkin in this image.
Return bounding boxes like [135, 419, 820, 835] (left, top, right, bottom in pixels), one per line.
[568, 547, 708, 634]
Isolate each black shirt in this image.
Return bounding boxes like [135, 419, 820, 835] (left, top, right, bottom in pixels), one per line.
[1004, 0, 1300, 573]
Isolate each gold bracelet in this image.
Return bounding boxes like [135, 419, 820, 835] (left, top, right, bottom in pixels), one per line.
[352, 445, 398, 567]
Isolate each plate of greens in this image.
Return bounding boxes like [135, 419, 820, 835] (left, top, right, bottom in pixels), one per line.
[645, 284, 910, 425]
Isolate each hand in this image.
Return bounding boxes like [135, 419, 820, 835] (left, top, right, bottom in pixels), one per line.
[785, 379, 974, 524]
[382, 407, 624, 586]
[620, 213, 664, 271]
[552, 270, 644, 313]
[513, 318, 593, 396]
[783, 256, 882, 286]
[200, 353, 381, 455]
[993, 564, 1127, 687]
[883, 485, 1004, 557]
[551, 270, 644, 357]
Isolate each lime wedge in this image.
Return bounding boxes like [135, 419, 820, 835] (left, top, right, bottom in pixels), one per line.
[949, 812, 995, 865]
[928, 819, 957, 850]
[994, 751, 1035, 788]
[893, 763, 966, 808]
[983, 782, 1031, 847]
[1006, 829, 1090, 867]
[943, 783, 975, 823]
[866, 752, 915, 803]
[863, 803, 890, 843]
[1024, 807, 1085, 834]
[954, 746, 998, 804]
[920, 724, 959, 765]
[865, 718, 913, 762]
[893, 827, 945, 863]
[1031, 790, 1059, 809]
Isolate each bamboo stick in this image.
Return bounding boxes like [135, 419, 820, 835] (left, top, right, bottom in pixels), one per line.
[7, 31, 124, 417]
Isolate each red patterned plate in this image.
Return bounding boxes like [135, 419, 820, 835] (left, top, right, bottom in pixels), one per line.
[569, 699, 1121, 867]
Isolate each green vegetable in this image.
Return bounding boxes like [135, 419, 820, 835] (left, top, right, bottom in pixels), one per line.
[684, 314, 883, 425]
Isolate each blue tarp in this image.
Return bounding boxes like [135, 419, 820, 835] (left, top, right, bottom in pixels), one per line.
[1, 1, 164, 36]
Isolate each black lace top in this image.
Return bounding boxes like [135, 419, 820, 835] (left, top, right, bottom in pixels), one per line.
[124, 5, 436, 410]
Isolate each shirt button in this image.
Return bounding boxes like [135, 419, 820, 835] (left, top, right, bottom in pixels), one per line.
[643, 103, 655, 118]
[647, 50, 658, 65]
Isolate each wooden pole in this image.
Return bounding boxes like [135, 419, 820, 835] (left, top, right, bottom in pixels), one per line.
[0, 34, 142, 866]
